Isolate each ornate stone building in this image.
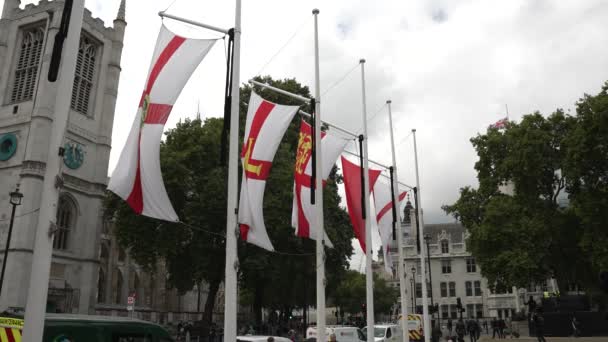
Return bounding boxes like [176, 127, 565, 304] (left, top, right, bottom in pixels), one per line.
[0, 0, 125, 314]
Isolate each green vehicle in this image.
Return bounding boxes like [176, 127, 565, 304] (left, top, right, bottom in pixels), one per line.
[0, 313, 173, 342]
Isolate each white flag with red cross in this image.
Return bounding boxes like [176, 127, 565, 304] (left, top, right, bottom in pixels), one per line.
[373, 179, 407, 274]
[238, 92, 299, 251]
[291, 120, 348, 246]
[108, 25, 216, 221]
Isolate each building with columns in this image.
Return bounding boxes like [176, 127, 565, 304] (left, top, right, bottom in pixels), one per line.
[0, 0, 125, 314]
[386, 199, 559, 320]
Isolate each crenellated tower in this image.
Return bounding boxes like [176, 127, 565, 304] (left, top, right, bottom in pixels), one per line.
[0, 0, 126, 314]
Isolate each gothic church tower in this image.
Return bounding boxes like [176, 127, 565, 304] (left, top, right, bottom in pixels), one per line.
[0, 0, 125, 314]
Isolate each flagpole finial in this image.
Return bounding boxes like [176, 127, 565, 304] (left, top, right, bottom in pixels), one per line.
[412, 128, 416, 133]
[312, 8, 319, 14]
[387, 100, 392, 104]
[360, 58, 366, 64]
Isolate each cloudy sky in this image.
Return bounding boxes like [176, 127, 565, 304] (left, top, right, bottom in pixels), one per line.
[6, 0, 608, 267]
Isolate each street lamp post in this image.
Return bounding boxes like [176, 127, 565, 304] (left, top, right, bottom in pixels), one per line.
[0, 185, 23, 296]
[411, 266, 417, 313]
[424, 235, 434, 316]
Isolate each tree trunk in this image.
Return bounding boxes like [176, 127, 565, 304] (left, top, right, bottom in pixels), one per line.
[200, 279, 221, 338]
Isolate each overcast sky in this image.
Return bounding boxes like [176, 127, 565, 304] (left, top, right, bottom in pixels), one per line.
[6, 0, 608, 268]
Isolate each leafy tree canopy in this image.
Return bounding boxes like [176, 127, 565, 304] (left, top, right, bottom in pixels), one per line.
[443, 82, 608, 291]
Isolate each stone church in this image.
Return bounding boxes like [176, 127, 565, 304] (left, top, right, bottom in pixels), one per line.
[0, 0, 125, 314]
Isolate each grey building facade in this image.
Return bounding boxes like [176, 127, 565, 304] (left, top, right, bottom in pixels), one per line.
[0, 0, 125, 314]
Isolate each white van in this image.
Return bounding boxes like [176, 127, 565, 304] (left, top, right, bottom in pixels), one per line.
[362, 324, 402, 342]
[306, 325, 365, 342]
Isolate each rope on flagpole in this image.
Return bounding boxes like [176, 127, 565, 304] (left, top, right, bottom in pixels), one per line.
[321, 62, 359, 97]
[177, 221, 316, 256]
[255, 16, 311, 76]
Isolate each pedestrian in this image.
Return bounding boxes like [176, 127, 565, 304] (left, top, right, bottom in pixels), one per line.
[267, 337, 275, 342]
[524, 296, 537, 322]
[475, 320, 481, 340]
[432, 321, 443, 342]
[498, 318, 507, 338]
[467, 320, 477, 342]
[571, 314, 581, 337]
[447, 319, 453, 335]
[329, 333, 337, 342]
[455, 319, 466, 342]
[483, 320, 488, 334]
[533, 310, 546, 342]
[491, 318, 499, 339]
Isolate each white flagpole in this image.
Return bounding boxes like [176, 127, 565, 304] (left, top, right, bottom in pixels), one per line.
[22, 1, 86, 340]
[223, 1, 241, 341]
[386, 100, 409, 342]
[312, 8, 327, 342]
[412, 129, 431, 342]
[359, 59, 375, 342]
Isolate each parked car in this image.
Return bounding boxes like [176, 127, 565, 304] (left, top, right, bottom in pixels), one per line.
[0, 313, 173, 341]
[237, 335, 292, 342]
[306, 325, 365, 342]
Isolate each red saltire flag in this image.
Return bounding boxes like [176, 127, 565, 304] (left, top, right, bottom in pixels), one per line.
[372, 179, 407, 274]
[341, 156, 382, 252]
[238, 92, 299, 251]
[291, 120, 348, 246]
[108, 25, 216, 221]
[490, 117, 508, 129]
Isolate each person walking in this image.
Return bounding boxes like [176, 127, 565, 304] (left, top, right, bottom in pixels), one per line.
[498, 319, 506, 339]
[533, 310, 546, 342]
[431, 321, 443, 342]
[447, 319, 453, 335]
[467, 320, 477, 342]
[571, 314, 581, 337]
[474, 320, 481, 340]
[483, 320, 488, 335]
[456, 319, 466, 342]
[525, 296, 537, 322]
[491, 318, 499, 339]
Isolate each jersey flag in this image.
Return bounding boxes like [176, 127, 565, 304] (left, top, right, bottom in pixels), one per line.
[291, 120, 348, 246]
[238, 92, 299, 251]
[108, 25, 216, 221]
[341, 156, 382, 252]
[373, 179, 407, 274]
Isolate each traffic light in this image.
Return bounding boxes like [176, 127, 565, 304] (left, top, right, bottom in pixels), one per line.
[456, 297, 462, 310]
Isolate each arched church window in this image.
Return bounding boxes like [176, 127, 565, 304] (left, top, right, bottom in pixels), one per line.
[54, 195, 77, 251]
[11, 26, 45, 103]
[70, 34, 99, 115]
[115, 270, 124, 304]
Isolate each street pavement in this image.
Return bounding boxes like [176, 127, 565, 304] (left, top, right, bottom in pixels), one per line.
[478, 337, 607, 342]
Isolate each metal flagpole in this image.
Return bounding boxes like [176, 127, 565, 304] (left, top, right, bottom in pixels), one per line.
[223, 1, 241, 342]
[22, 0, 85, 340]
[412, 129, 431, 342]
[312, 9, 327, 342]
[386, 100, 409, 342]
[359, 59, 375, 342]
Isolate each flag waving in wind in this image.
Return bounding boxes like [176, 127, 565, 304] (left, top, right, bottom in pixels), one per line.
[108, 25, 216, 221]
[341, 156, 382, 252]
[373, 179, 407, 274]
[238, 92, 299, 251]
[292, 120, 348, 246]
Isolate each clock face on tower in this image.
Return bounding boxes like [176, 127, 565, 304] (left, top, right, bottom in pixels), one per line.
[63, 141, 85, 169]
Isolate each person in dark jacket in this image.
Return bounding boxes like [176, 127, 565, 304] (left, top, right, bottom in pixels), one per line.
[447, 319, 453, 335]
[466, 320, 477, 342]
[455, 319, 466, 342]
[533, 310, 546, 342]
[491, 318, 499, 339]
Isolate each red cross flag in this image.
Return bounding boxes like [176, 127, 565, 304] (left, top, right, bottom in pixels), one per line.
[373, 179, 407, 274]
[291, 120, 348, 246]
[108, 25, 216, 221]
[238, 92, 299, 251]
[341, 156, 382, 252]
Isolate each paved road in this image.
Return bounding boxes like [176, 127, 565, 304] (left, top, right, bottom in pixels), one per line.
[479, 337, 607, 342]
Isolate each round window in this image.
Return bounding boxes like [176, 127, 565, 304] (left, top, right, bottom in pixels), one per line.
[0, 133, 18, 161]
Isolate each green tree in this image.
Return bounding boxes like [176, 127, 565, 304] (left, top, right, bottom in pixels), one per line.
[333, 270, 398, 316]
[442, 110, 591, 290]
[104, 76, 355, 329]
